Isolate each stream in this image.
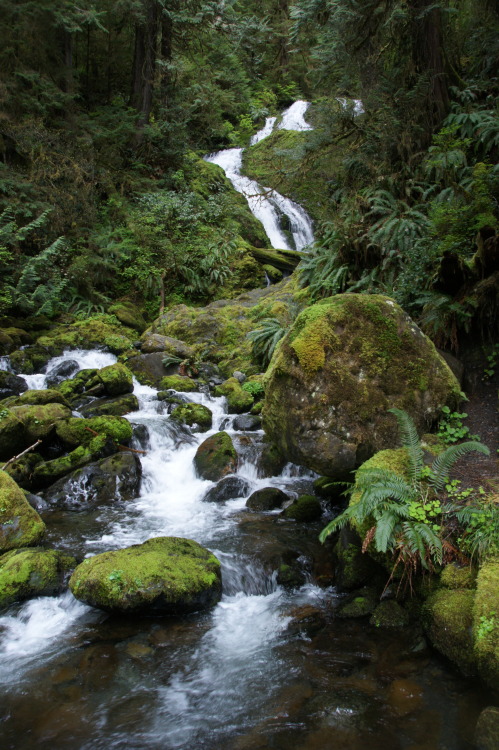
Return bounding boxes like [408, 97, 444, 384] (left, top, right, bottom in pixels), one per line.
[0, 103, 490, 749]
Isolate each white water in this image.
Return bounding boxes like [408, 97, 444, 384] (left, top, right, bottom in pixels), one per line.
[0, 349, 328, 746]
[206, 100, 315, 252]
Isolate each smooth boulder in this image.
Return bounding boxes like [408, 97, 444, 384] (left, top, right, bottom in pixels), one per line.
[202, 475, 251, 503]
[246, 487, 289, 511]
[193, 431, 238, 481]
[69, 536, 222, 614]
[263, 294, 461, 476]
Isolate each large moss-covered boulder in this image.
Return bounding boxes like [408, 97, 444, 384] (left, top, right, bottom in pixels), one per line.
[87, 363, 134, 397]
[0, 471, 46, 551]
[80, 393, 139, 418]
[0, 547, 76, 609]
[36, 316, 135, 356]
[214, 377, 254, 414]
[140, 333, 194, 358]
[44, 452, 142, 510]
[32, 434, 118, 487]
[10, 403, 72, 441]
[108, 301, 147, 333]
[281, 494, 322, 522]
[3, 388, 71, 408]
[171, 403, 213, 432]
[423, 588, 477, 676]
[0, 408, 26, 461]
[473, 557, 499, 690]
[55, 415, 132, 449]
[246, 487, 289, 511]
[193, 431, 238, 481]
[57, 369, 98, 403]
[160, 374, 198, 392]
[263, 294, 461, 476]
[69, 536, 222, 614]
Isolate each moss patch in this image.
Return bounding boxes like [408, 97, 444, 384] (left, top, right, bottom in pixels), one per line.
[423, 588, 476, 676]
[0, 547, 76, 609]
[193, 431, 238, 482]
[473, 557, 499, 690]
[0, 471, 46, 552]
[170, 403, 213, 432]
[159, 375, 199, 392]
[214, 378, 254, 414]
[282, 494, 322, 522]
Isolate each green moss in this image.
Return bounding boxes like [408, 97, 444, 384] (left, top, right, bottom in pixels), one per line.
[69, 536, 222, 614]
[440, 563, 477, 590]
[473, 557, 499, 690]
[193, 431, 238, 481]
[32, 434, 112, 486]
[0, 547, 75, 609]
[36, 316, 135, 356]
[57, 369, 97, 401]
[171, 403, 213, 431]
[160, 375, 199, 392]
[0, 471, 46, 551]
[282, 494, 322, 522]
[337, 587, 378, 618]
[108, 302, 147, 333]
[3, 389, 70, 408]
[370, 600, 410, 628]
[214, 378, 254, 414]
[11, 403, 72, 440]
[55, 415, 132, 448]
[81, 393, 139, 418]
[423, 588, 477, 675]
[0, 408, 26, 461]
[94, 363, 134, 396]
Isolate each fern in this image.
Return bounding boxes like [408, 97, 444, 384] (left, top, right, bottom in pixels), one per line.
[388, 407, 424, 482]
[248, 318, 289, 367]
[430, 441, 490, 491]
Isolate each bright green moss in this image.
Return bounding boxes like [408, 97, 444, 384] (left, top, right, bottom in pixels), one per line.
[193, 431, 238, 481]
[0, 547, 76, 608]
[0, 471, 46, 551]
[282, 494, 322, 522]
[214, 378, 254, 414]
[160, 375, 199, 392]
[55, 415, 132, 448]
[423, 589, 477, 675]
[473, 557, 499, 690]
[11, 403, 72, 440]
[171, 403, 213, 431]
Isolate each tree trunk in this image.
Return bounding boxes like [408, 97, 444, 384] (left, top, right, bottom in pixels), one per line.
[130, 0, 160, 132]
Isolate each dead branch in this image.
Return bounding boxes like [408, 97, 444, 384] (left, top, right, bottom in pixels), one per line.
[1, 439, 43, 471]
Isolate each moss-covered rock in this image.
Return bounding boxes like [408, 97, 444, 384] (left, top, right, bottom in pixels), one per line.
[170, 403, 213, 432]
[263, 264, 283, 284]
[140, 333, 194, 357]
[474, 707, 499, 750]
[57, 369, 98, 402]
[3, 388, 71, 408]
[32, 435, 117, 487]
[36, 316, 135, 356]
[0, 471, 46, 551]
[0, 408, 26, 461]
[193, 431, 238, 481]
[214, 377, 254, 413]
[370, 600, 410, 628]
[473, 557, 499, 690]
[337, 586, 378, 618]
[333, 527, 382, 590]
[80, 393, 140, 418]
[108, 301, 147, 333]
[160, 375, 199, 392]
[423, 588, 477, 676]
[262, 294, 461, 477]
[127, 352, 171, 387]
[44, 452, 142, 510]
[55, 415, 132, 449]
[282, 494, 322, 522]
[0, 547, 76, 609]
[4, 452, 43, 490]
[69, 536, 222, 614]
[10, 403, 72, 441]
[246, 487, 289, 511]
[440, 563, 477, 590]
[93, 363, 134, 397]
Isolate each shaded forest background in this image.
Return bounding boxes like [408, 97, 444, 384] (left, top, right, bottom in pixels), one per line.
[0, 0, 498, 350]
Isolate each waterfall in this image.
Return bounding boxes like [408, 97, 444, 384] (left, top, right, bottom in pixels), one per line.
[205, 100, 315, 253]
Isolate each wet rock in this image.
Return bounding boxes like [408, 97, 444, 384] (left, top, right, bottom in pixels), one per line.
[127, 352, 170, 388]
[132, 423, 150, 451]
[43, 452, 142, 510]
[214, 377, 253, 414]
[45, 360, 80, 387]
[202, 475, 251, 503]
[69, 536, 222, 614]
[337, 587, 378, 618]
[24, 492, 48, 512]
[286, 605, 328, 638]
[0, 547, 76, 609]
[246, 487, 289, 511]
[80, 393, 139, 418]
[0, 470, 46, 551]
[194, 431, 238, 481]
[170, 402, 213, 432]
[0, 370, 28, 399]
[276, 559, 307, 588]
[233, 414, 261, 431]
[140, 333, 194, 357]
[263, 294, 461, 477]
[256, 441, 287, 478]
[334, 527, 381, 591]
[387, 678, 423, 716]
[233, 371, 246, 383]
[370, 600, 409, 628]
[282, 494, 322, 522]
[423, 588, 476, 676]
[474, 706, 499, 750]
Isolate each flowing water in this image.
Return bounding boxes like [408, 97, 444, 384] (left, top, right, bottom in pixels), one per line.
[206, 101, 315, 252]
[0, 350, 489, 749]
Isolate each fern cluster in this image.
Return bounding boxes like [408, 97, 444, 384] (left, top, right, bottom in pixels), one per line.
[319, 408, 490, 587]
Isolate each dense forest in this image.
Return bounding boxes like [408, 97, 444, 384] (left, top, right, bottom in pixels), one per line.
[0, 0, 497, 345]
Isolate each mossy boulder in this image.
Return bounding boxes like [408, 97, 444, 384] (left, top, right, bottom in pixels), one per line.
[282, 494, 322, 522]
[140, 333, 194, 357]
[10, 403, 72, 441]
[57, 369, 98, 402]
[474, 707, 499, 750]
[8, 345, 51, 374]
[202, 476, 251, 503]
[4, 452, 43, 490]
[108, 302, 147, 333]
[423, 589, 477, 676]
[3, 388, 71, 408]
[80, 393, 140, 418]
[170, 403, 213, 432]
[44, 452, 142, 510]
[337, 586, 378, 618]
[160, 375, 199, 392]
[370, 600, 410, 628]
[0, 547, 76, 609]
[0, 371, 28, 399]
[55, 415, 132, 449]
[440, 563, 477, 590]
[193, 431, 238, 481]
[0, 471, 46, 551]
[333, 527, 381, 590]
[32, 434, 118, 487]
[246, 487, 289, 511]
[473, 557, 499, 690]
[214, 377, 254, 414]
[262, 294, 461, 476]
[263, 264, 283, 284]
[127, 352, 171, 387]
[69, 536, 222, 614]
[36, 316, 135, 356]
[88, 363, 134, 397]
[0, 408, 26, 461]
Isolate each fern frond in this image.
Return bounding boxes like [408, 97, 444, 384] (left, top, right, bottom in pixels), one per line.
[388, 408, 423, 481]
[430, 441, 490, 490]
[374, 509, 401, 552]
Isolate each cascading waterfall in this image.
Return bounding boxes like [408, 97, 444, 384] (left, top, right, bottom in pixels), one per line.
[206, 101, 315, 253]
